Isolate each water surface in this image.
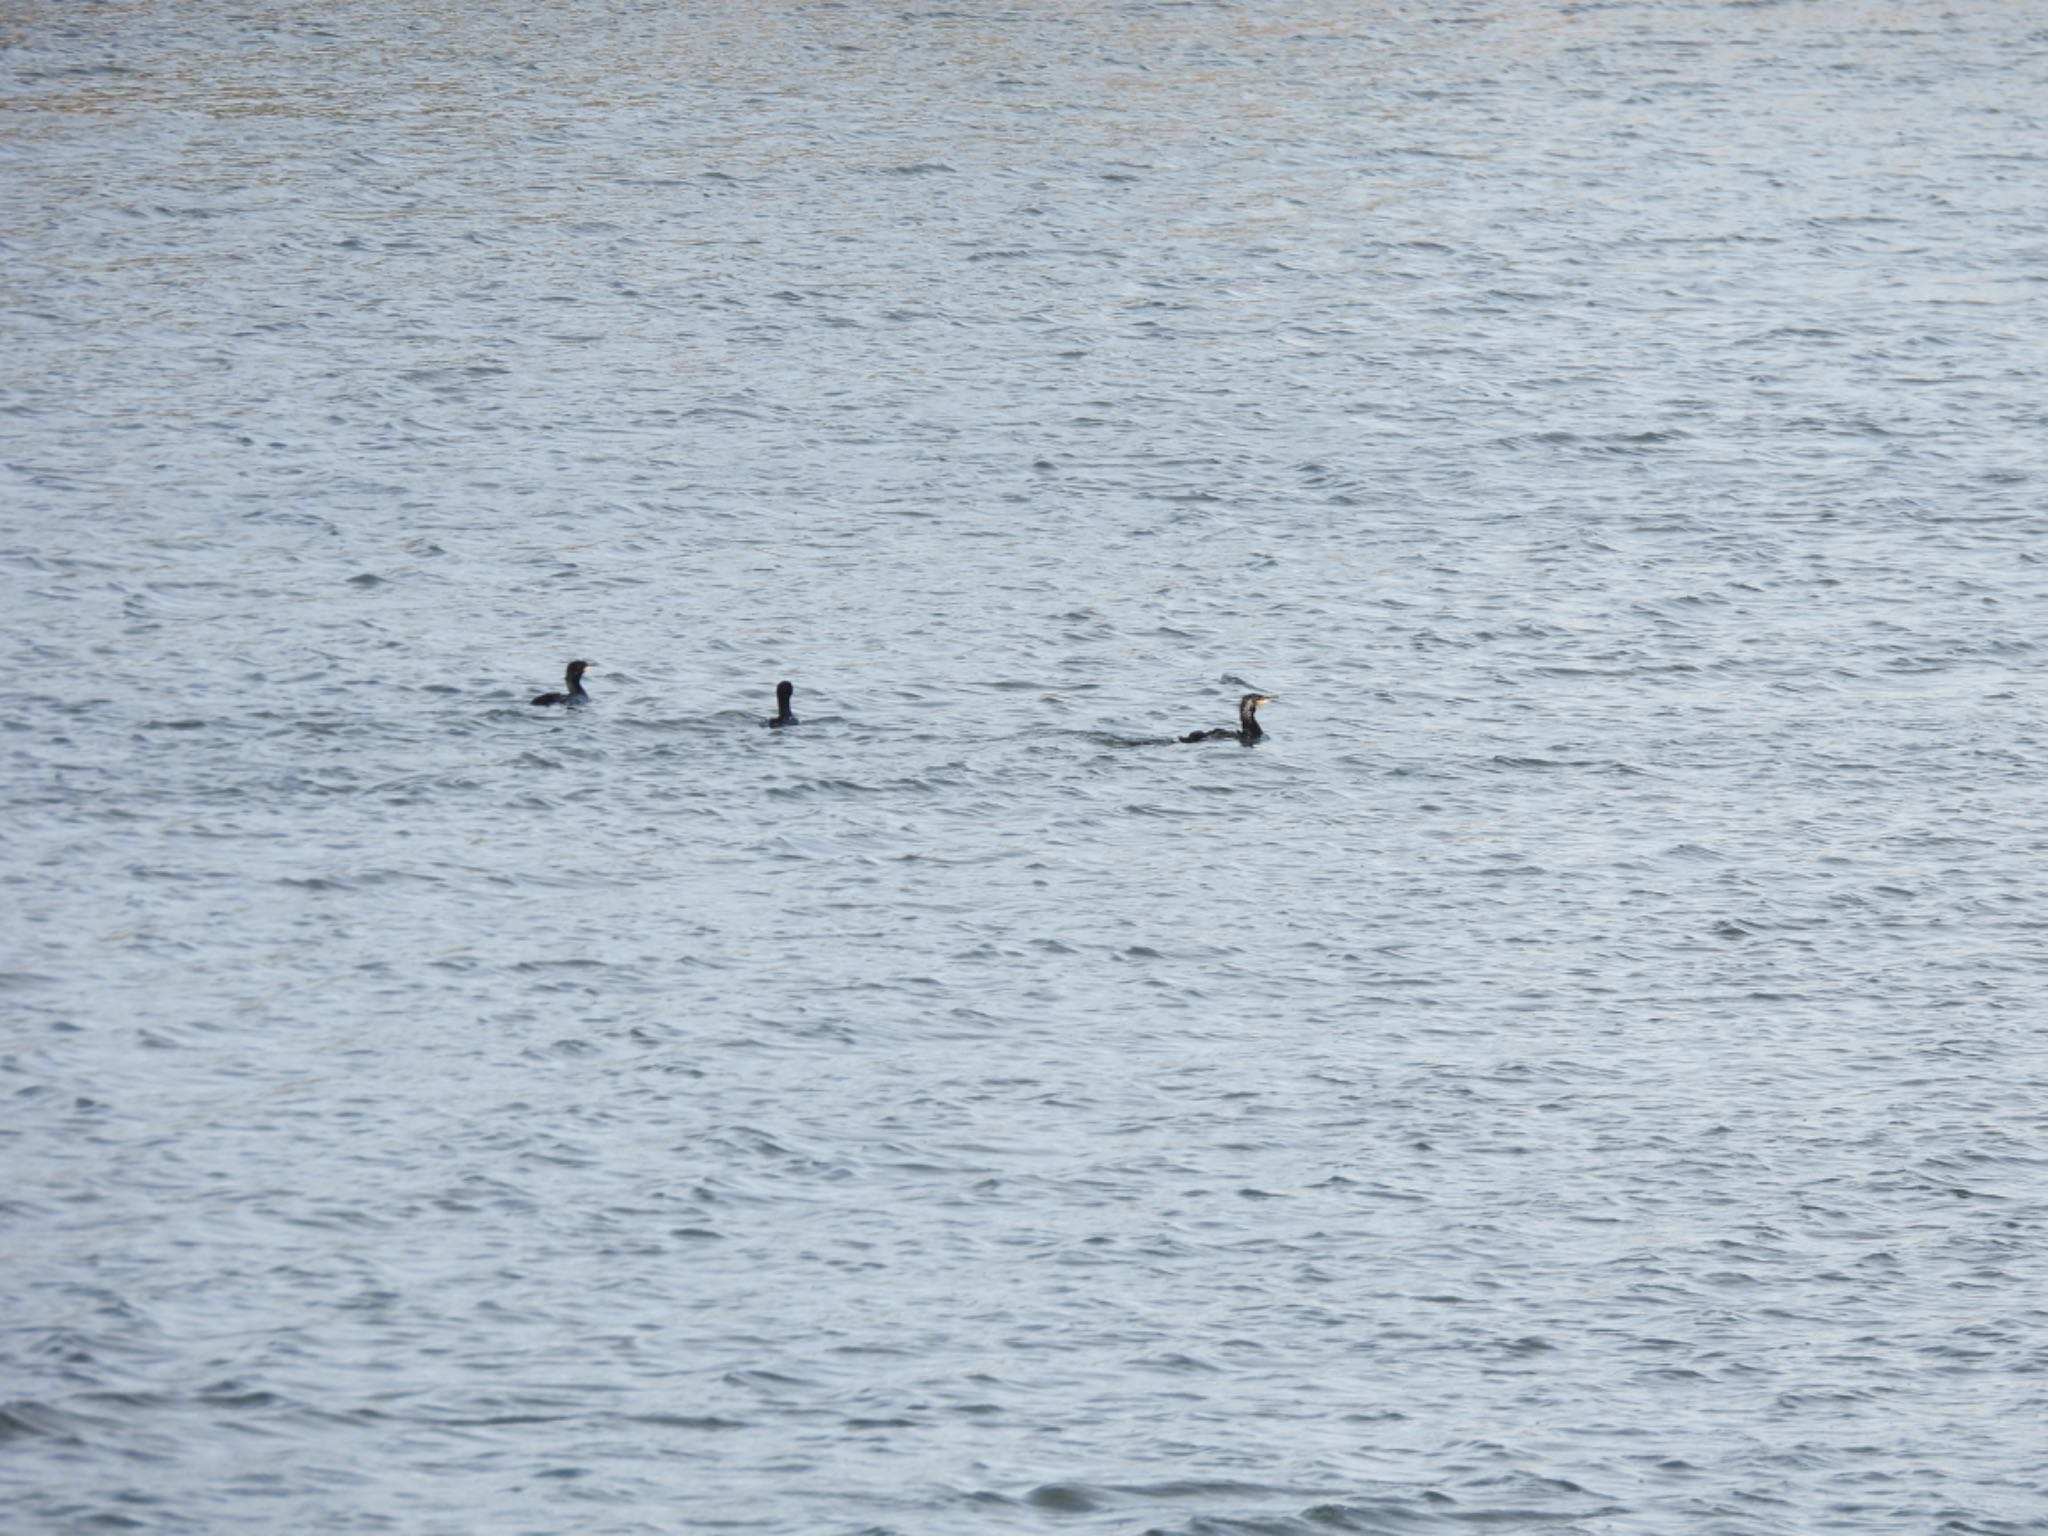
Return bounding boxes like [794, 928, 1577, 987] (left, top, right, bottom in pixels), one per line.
[4, 3, 2047, 1532]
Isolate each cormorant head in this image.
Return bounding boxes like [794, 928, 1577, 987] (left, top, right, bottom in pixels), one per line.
[566, 660, 592, 681]
[1239, 692, 1274, 718]
[776, 679, 794, 707]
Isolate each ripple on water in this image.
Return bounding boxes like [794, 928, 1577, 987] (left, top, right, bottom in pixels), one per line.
[5, 2, 2048, 1534]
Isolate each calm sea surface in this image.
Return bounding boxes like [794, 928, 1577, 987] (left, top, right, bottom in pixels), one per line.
[5, 2, 2047, 1532]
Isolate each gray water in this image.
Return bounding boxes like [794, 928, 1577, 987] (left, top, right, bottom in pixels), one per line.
[5, 2, 2048, 1532]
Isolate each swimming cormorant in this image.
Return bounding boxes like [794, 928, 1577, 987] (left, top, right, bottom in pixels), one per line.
[531, 660, 592, 707]
[1180, 692, 1273, 744]
[767, 679, 798, 728]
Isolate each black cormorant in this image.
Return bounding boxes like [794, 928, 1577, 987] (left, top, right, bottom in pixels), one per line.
[531, 660, 592, 707]
[1180, 692, 1273, 744]
[767, 679, 798, 728]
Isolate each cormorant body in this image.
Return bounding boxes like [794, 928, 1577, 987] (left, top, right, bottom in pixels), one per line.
[531, 660, 592, 707]
[767, 679, 798, 728]
[1180, 692, 1272, 744]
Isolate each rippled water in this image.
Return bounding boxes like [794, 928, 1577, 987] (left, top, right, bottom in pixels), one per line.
[6, 2, 2048, 1532]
